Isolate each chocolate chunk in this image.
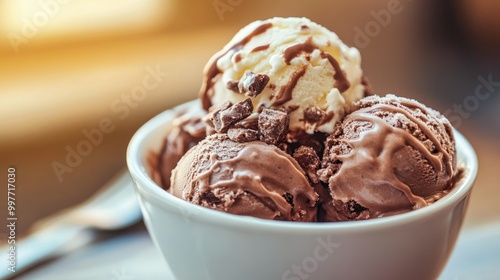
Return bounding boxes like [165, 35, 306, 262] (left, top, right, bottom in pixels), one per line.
[201, 191, 222, 205]
[227, 80, 240, 93]
[234, 117, 259, 131]
[303, 107, 325, 123]
[211, 99, 253, 133]
[293, 146, 320, 183]
[227, 128, 259, 142]
[333, 200, 369, 220]
[258, 108, 289, 145]
[303, 107, 334, 127]
[239, 70, 270, 97]
[288, 105, 299, 112]
[283, 192, 294, 207]
[202, 113, 217, 136]
[209, 101, 231, 131]
[348, 200, 367, 214]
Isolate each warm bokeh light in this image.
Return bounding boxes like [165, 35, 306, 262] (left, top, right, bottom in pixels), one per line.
[0, 0, 174, 49]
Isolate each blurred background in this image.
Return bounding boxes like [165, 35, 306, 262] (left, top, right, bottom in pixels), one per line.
[1, 0, 499, 237]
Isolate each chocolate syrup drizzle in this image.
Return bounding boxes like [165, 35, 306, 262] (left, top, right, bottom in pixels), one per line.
[283, 38, 316, 64]
[282, 38, 350, 92]
[200, 23, 273, 110]
[271, 39, 350, 106]
[190, 143, 318, 220]
[273, 37, 351, 106]
[251, 44, 270, 53]
[320, 52, 350, 93]
[273, 67, 307, 106]
[200, 25, 351, 112]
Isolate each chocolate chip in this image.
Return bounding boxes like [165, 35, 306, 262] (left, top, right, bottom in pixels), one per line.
[238, 70, 270, 97]
[211, 101, 232, 113]
[234, 117, 259, 131]
[293, 146, 320, 183]
[283, 192, 294, 207]
[304, 107, 325, 123]
[258, 108, 289, 145]
[201, 191, 221, 205]
[227, 128, 259, 142]
[209, 101, 231, 132]
[348, 200, 367, 214]
[211, 99, 253, 133]
[333, 199, 369, 220]
[227, 81, 239, 93]
[288, 105, 299, 112]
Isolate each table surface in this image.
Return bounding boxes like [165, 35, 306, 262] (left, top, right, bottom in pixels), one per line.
[17, 222, 500, 280]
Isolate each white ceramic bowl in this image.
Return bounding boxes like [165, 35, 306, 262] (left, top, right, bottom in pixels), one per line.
[127, 100, 478, 280]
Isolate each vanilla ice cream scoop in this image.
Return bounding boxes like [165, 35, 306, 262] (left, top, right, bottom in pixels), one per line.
[200, 17, 370, 140]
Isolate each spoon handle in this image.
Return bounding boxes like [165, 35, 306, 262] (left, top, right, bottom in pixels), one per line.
[0, 224, 94, 279]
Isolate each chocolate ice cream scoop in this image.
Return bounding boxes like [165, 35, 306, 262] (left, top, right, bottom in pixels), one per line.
[318, 94, 457, 221]
[170, 134, 319, 222]
[149, 104, 207, 190]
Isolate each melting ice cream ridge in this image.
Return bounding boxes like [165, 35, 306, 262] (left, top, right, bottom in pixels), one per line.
[319, 95, 457, 220]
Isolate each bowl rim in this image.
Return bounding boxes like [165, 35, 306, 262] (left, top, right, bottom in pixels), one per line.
[126, 100, 478, 233]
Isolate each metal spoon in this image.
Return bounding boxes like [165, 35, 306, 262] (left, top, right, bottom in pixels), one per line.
[0, 169, 142, 279]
